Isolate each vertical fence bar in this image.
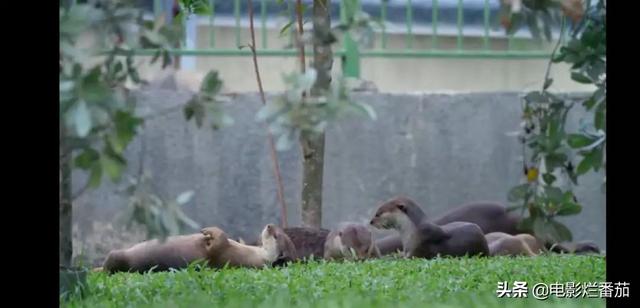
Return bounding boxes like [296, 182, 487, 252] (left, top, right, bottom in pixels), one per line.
[154, 0, 162, 17]
[456, 0, 463, 50]
[508, 33, 514, 51]
[234, 0, 241, 47]
[483, 0, 490, 50]
[432, 0, 439, 50]
[341, 0, 361, 77]
[289, 1, 294, 48]
[209, 0, 216, 47]
[381, 0, 387, 49]
[261, 0, 267, 49]
[406, 0, 413, 49]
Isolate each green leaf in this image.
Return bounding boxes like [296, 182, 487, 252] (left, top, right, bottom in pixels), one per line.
[525, 14, 541, 41]
[567, 134, 596, 149]
[508, 184, 530, 202]
[524, 91, 547, 103]
[176, 191, 195, 205]
[350, 102, 377, 120]
[571, 72, 592, 84]
[549, 219, 573, 242]
[113, 111, 143, 154]
[532, 217, 549, 243]
[276, 133, 293, 151]
[184, 98, 205, 128]
[175, 207, 201, 230]
[73, 100, 92, 137]
[595, 102, 605, 130]
[101, 154, 125, 181]
[81, 68, 111, 103]
[200, 71, 223, 94]
[89, 163, 103, 188]
[545, 186, 563, 204]
[557, 202, 582, 216]
[542, 173, 556, 185]
[74, 148, 99, 170]
[545, 153, 567, 171]
[161, 207, 180, 236]
[279, 20, 295, 36]
[577, 147, 603, 175]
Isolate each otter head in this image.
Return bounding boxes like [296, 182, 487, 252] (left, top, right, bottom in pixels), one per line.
[201, 227, 230, 254]
[260, 224, 280, 262]
[370, 196, 421, 232]
[102, 250, 129, 274]
[337, 224, 374, 260]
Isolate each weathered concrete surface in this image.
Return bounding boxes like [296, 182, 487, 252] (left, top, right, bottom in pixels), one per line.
[73, 90, 606, 254]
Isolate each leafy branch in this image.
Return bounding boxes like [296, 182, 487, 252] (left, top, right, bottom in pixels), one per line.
[503, 0, 606, 245]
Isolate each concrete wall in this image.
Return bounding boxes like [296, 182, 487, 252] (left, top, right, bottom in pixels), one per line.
[72, 90, 606, 257]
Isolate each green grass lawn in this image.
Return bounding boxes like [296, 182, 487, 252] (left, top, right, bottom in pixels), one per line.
[63, 255, 606, 308]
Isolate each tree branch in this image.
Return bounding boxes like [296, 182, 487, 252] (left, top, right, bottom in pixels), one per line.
[296, 0, 306, 73]
[248, 0, 289, 228]
[542, 16, 566, 92]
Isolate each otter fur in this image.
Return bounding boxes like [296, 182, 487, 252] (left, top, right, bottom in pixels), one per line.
[374, 198, 522, 255]
[201, 224, 287, 268]
[101, 233, 211, 274]
[485, 232, 544, 256]
[370, 196, 489, 258]
[324, 223, 381, 261]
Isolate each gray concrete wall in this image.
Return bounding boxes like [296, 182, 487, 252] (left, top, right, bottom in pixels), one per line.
[72, 90, 606, 258]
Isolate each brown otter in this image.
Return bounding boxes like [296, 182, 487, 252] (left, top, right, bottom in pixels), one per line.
[550, 240, 601, 255]
[200, 224, 285, 268]
[485, 232, 544, 257]
[102, 233, 211, 274]
[370, 196, 490, 258]
[323, 223, 381, 261]
[249, 227, 331, 261]
[374, 197, 521, 255]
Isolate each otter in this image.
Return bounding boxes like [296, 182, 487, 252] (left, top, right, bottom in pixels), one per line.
[323, 223, 381, 261]
[102, 233, 212, 274]
[249, 227, 331, 261]
[370, 196, 489, 258]
[485, 232, 544, 257]
[374, 197, 521, 255]
[373, 199, 521, 255]
[201, 224, 286, 268]
[550, 240, 601, 255]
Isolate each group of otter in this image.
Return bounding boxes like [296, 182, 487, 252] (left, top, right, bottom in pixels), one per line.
[98, 196, 600, 274]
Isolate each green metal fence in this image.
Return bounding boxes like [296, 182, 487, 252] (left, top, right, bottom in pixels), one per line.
[144, 0, 555, 78]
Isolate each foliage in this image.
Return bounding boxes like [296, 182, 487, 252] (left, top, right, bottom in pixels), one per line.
[256, 0, 378, 151]
[63, 255, 605, 307]
[60, 0, 180, 189]
[256, 69, 376, 150]
[119, 173, 201, 239]
[502, 0, 605, 244]
[183, 70, 232, 130]
[333, 0, 383, 49]
[60, 0, 227, 240]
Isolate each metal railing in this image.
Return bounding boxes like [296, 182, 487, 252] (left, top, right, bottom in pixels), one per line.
[142, 0, 555, 78]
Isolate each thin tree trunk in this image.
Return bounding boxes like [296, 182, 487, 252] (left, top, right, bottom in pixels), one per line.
[60, 131, 73, 267]
[300, 0, 333, 228]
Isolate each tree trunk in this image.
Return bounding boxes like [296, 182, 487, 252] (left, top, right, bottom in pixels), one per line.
[300, 0, 333, 228]
[60, 133, 73, 267]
